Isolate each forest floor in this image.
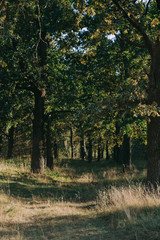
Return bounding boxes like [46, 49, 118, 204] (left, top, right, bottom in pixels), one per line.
[0, 157, 160, 240]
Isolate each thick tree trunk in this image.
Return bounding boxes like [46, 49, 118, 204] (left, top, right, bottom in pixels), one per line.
[88, 139, 92, 162]
[31, 28, 47, 173]
[46, 119, 53, 170]
[146, 44, 160, 185]
[31, 89, 45, 173]
[7, 126, 15, 159]
[147, 43, 160, 186]
[114, 144, 120, 163]
[80, 136, 85, 161]
[147, 117, 160, 186]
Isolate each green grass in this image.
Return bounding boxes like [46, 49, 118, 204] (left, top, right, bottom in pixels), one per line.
[0, 157, 159, 240]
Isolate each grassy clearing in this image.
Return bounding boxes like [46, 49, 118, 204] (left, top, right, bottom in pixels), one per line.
[0, 158, 159, 239]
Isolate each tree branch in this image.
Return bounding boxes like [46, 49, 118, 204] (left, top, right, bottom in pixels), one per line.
[116, 35, 145, 48]
[112, 0, 153, 54]
[144, 0, 152, 15]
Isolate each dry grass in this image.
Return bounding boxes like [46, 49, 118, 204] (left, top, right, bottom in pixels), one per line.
[0, 158, 159, 239]
[97, 184, 160, 214]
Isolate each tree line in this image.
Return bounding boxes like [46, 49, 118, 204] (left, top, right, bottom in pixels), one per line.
[0, 0, 160, 187]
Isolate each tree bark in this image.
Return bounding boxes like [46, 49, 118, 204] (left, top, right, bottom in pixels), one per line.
[31, 89, 45, 173]
[7, 126, 15, 159]
[147, 43, 160, 186]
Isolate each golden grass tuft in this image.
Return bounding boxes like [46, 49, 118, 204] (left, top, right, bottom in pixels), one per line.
[97, 184, 160, 220]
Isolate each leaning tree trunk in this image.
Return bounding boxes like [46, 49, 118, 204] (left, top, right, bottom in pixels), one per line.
[147, 43, 160, 186]
[31, 88, 45, 173]
[7, 126, 15, 159]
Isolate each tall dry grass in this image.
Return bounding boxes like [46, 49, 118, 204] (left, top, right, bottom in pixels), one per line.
[97, 184, 160, 221]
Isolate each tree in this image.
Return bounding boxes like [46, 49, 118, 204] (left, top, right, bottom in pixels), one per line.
[1, 0, 78, 173]
[77, 0, 160, 186]
[111, 0, 160, 186]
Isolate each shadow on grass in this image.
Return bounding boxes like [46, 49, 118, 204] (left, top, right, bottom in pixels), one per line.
[0, 158, 147, 202]
[0, 206, 160, 240]
[0, 174, 146, 203]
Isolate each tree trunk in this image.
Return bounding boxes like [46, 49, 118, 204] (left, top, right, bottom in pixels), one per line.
[101, 145, 104, 159]
[31, 28, 47, 173]
[97, 138, 101, 162]
[129, 137, 132, 169]
[46, 119, 53, 170]
[31, 89, 45, 173]
[97, 137, 102, 161]
[0, 129, 2, 155]
[106, 141, 109, 160]
[88, 139, 92, 162]
[121, 135, 132, 171]
[147, 43, 160, 186]
[114, 144, 120, 163]
[7, 126, 15, 159]
[114, 122, 121, 163]
[97, 145, 101, 161]
[147, 118, 160, 186]
[54, 138, 58, 159]
[70, 127, 74, 159]
[80, 136, 85, 161]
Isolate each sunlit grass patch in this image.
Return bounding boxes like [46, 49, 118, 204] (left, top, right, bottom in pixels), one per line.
[97, 184, 160, 213]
